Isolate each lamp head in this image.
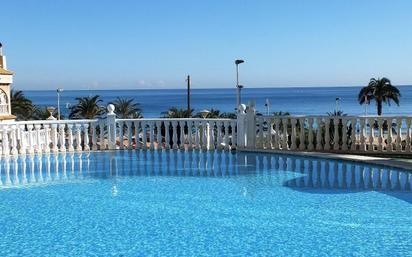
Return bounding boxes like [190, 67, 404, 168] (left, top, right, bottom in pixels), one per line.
[235, 59, 244, 65]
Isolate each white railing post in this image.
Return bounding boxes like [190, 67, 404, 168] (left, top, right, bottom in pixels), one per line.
[208, 121, 215, 150]
[10, 125, 18, 155]
[106, 104, 117, 150]
[126, 121, 133, 149]
[58, 124, 66, 152]
[67, 124, 74, 152]
[406, 118, 412, 153]
[91, 122, 98, 150]
[231, 120, 237, 149]
[149, 121, 155, 150]
[75, 124, 82, 152]
[396, 118, 402, 152]
[316, 117, 323, 151]
[274, 118, 280, 150]
[290, 118, 297, 150]
[350, 118, 356, 151]
[44, 124, 51, 153]
[172, 121, 178, 150]
[333, 117, 340, 151]
[118, 121, 124, 150]
[223, 121, 230, 150]
[181, 121, 186, 150]
[156, 121, 162, 150]
[341, 118, 348, 151]
[308, 118, 314, 151]
[360, 118, 366, 151]
[34, 124, 42, 154]
[377, 118, 383, 151]
[298, 118, 305, 150]
[324, 118, 331, 151]
[165, 121, 171, 150]
[2, 125, 9, 156]
[236, 104, 246, 148]
[19, 124, 27, 154]
[51, 124, 58, 153]
[282, 118, 288, 150]
[83, 123, 90, 151]
[368, 117, 374, 152]
[245, 101, 256, 149]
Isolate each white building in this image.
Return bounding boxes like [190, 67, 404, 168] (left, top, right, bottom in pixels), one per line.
[0, 43, 16, 121]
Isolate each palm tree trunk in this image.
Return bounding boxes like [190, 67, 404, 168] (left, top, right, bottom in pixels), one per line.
[377, 100, 383, 116]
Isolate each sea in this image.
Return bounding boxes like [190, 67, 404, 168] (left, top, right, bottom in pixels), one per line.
[24, 86, 412, 118]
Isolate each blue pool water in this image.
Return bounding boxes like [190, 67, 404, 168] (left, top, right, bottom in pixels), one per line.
[0, 150, 411, 256]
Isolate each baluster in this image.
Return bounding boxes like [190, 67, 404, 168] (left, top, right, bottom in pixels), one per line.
[91, 122, 98, 150]
[274, 119, 281, 150]
[201, 121, 207, 150]
[368, 117, 374, 152]
[171, 121, 178, 150]
[406, 118, 412, 153]
[165, 121, 171, 150]
[180, 121, 186, 150]
[359, 118, 366, 151]
[75, 124, 82, 152]
[282, 118, 289, 150]
[99, 121, 105, 150]
[231, 120, 237, 149]
[83, 123, 90, 151]
[34, 124, 42, 153]
[2, 125, 10, 156]
[333, 117, 340, 151]
[134, 121, 141, 149]
[142, 121, 148, 150]
[290, 118, 297, 150]
[118, 121, 124, 150]
[341, 118, 348, 151]
[257, 118, 264, 148]
[216, 121, 223, 150]
[10, 125, 18, 155]
[208, 121, 215, 150]
[126, 121, 133, 149]
[194, 121, 201, 150]
[19, 124, 27, 154]
[387, 118, 393, 152]
[396, 118, 402, 152]
[223, 121, 229, 150]
[66, 124, 74, 152]
[350, 118, 357, 151]
[50, 124, 58, 152]
[308, 118, 314, 150]
[324, 118, 331, 151]
[156, 121, 162, 150]
[316, 117, 323, 151]
[58, 124, 66, 152]
[377, 118, 383, 151]
[44, 124, 51, 153]
[149, 122, 155, 150]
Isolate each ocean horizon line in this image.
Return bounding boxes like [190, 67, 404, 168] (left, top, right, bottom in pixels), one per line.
[18, 84, 412, 92]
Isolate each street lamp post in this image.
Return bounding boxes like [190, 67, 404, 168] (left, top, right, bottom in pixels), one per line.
[235, 59, 245, 111]
[57, 88, 63, 120]
[335, 97, 341, 115]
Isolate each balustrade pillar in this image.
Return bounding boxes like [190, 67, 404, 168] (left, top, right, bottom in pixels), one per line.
[308, 118, 314, 151]
[350, 118, 356, 151]
[75, 124, 82, 152]
[368, 118, 374, 152]
[67, 124, 74, 152]
[83, 124, 90, 151]
[118, 121, 124, 150]
[282, 118, 288, 150]
[396, 118, 402, 152]
[274, 119, 280, 150]
[316, 117, 323, 151]
[172, 121, 178, 150]
[165, 121, 171, 149]
[51, 124, 58, 152]
[19, 124, 27, 154]
[333, 117, 340, 151]
[289, 118, 296, 150]
[156, 121, 162, 150]
[58, 124, 66, 152]
[406, 118, 412, 152]
[126, 121, 133, 149]
[324, 119, 331, 151]
[341, 118, 348, 151]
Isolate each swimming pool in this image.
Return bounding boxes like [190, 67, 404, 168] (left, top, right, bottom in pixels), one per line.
[0, 150, 411, 256]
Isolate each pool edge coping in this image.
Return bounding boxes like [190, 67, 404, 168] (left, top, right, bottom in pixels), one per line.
[237, 148, 412, 170]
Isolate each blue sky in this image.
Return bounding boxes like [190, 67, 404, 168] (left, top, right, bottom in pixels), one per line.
[2, 0, 412, 90]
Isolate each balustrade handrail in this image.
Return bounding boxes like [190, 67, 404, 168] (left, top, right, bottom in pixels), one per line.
[0, 119, 98, 126]
[258, 115, 412, 119]
[116, 118, 234, 122]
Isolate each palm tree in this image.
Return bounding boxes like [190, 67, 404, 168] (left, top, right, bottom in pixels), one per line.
[110, 97, 142, 118]
[10, 89, 34, 120]
[162, 107, 193, 118]
[358, 78, 401, 116]
[69, 95, 104, 119]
